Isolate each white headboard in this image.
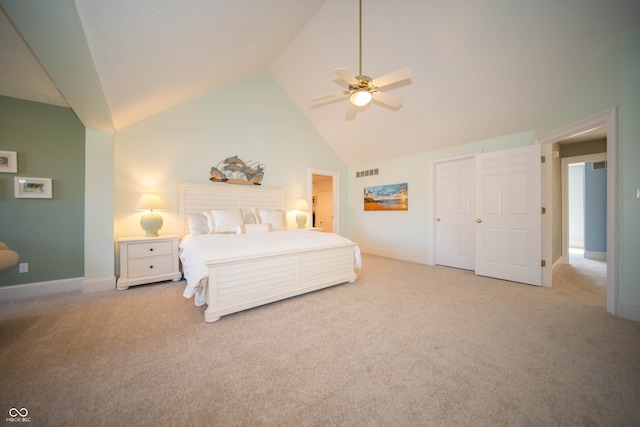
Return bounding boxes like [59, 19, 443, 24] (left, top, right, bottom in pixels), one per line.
[177, 182, 285, 236]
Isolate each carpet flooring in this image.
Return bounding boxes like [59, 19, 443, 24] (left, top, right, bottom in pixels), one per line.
[1, 254, 639, 426]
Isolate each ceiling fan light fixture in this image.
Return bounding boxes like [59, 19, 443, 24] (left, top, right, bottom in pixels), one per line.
[350, 90, 372, 107]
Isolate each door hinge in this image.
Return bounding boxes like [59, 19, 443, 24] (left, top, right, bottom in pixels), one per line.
[541, 156, 546, 163]
[541, 260, 546, 267]
[541, 207, 546, 214]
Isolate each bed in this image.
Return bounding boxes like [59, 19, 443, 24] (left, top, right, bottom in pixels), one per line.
[178, 183, 361, 323]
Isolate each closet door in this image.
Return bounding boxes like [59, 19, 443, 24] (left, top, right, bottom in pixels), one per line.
[434, 158, 475, 270]
[475, 144, 542, 286]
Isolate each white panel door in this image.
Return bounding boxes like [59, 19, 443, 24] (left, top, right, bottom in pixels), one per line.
[475, 144, 542, 286]
[435, 158, 475, 270]
[316, 190, 333, 233]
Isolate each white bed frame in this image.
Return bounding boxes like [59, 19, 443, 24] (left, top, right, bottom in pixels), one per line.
[178, 183, 357, 322]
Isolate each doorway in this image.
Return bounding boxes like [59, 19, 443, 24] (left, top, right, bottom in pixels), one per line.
[537, 107, 617, 315]
[561, 152, 608, 291]
[308, 169, 340, 234]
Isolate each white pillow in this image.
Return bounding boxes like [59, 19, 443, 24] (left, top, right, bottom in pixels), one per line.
[203, 209, 244, 233]
[253, 208, 285, 231]
[236, 223, 272, 234]
[187, 214, 209, 236]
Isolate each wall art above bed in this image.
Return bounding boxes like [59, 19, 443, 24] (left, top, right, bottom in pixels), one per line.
[210, 155, 265, 185]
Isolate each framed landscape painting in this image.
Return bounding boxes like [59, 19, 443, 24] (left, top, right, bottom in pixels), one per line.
[0, 151, 17, 173]
[14, 177, 52, 199]
[364, 183, 408, 211]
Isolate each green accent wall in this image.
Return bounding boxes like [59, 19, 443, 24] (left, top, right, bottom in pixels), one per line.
[0, 96, 85, 286]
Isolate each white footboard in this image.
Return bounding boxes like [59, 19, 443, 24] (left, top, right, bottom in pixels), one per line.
[204, 243, 357, 322]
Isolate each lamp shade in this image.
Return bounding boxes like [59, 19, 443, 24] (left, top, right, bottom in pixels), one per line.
[294, 198, 310, 211]
[350, 90, 372, 107]
[135, 192, 165, 211]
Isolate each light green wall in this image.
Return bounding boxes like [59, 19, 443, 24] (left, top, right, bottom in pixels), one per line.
[618, 27, 640, 307]
[348, 130, 533, 262]
[84, 128, 115, 286]
[0, 96, 85, 286]
[114, 72, 348, 238]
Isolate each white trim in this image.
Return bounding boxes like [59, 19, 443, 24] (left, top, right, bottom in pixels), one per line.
[425, 149, 482, 266]
[0, 277, 83, 301]
[584, 251, 606, 261]
[359, 245, 428, 265]
[308, 168, 340, 235]
[83, 276, 116, 293]
[536, 107, 618, 316]
[617, 302, 640, 322]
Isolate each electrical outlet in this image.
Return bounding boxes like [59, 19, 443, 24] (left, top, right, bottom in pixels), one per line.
[19, 263, 28, 273]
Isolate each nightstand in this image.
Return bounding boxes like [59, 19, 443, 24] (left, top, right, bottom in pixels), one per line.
[116, 235, 181, 290]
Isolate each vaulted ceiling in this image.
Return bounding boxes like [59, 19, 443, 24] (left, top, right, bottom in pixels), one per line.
[1, 0, 639, 165]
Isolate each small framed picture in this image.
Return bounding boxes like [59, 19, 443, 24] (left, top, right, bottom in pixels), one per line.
[14, 177, 53, 199]
[0, 151, 17, 173]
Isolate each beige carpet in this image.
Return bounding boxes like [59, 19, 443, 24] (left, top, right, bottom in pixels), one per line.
[1, 254, 639, 426]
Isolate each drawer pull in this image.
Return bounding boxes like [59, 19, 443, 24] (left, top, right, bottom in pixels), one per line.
[149, 265, 154, 269]
[149, 248, 154, 252]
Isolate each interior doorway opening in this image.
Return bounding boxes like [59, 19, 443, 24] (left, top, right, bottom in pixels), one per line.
[564, 156, 608, 290]
[308, 169, 340, 234]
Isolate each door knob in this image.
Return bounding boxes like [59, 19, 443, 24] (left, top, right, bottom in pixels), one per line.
[436, 217, 441, 222]
[476, 218, 482, 223]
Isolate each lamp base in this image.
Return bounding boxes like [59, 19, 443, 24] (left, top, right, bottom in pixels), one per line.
[141, 211, 163, 237]
[296, 211, 307, 229]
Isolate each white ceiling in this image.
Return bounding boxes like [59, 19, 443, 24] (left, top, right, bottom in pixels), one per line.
[1, 0, 639, 166]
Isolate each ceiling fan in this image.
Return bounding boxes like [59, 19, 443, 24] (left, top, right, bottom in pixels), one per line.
[311, 0, 412, 112]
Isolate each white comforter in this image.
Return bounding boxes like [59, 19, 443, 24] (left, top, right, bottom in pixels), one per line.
[180, 230, 362, 306]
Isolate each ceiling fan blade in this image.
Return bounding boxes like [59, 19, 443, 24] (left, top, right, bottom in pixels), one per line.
[372, 67, 412, 89]
[345, 103, 358, 121]
[310, 90, 348, 102]
[372, 91, 403, 109]
[334, 68, 360, 86]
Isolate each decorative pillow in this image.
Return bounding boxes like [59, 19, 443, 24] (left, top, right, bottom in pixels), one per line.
[236, 223, 272, 234]
[187, 214, 209, 236]
[203, 209, 244, 233]
[253, 208, 285, 231]
[242, 208, 257, 224]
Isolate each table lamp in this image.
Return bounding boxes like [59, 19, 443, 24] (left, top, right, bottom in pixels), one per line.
[135, 192, 165, 237]
[294, 198, 310, 229]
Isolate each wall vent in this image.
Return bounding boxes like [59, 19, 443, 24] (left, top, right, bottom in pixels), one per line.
[356, 168, 379, 178]
[592, 161, 607, 170]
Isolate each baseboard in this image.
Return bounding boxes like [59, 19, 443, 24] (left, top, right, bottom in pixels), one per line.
[584, 251, 606, 261]
[0, 277, 83, 301]
[360, 246, 427, 265]
[617, 302, 640, 322]
[83, 277, 116, 293]
[552, 256, 565, 270]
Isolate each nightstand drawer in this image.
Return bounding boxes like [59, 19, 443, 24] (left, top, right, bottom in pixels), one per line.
[128, 255, 173, 278]
[128, 241, 173, 258]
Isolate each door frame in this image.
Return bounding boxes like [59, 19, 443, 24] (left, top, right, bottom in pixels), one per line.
[426, 149, 482, 266]
[536, 107, 618, 315]
[308, 168, 340, 234]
